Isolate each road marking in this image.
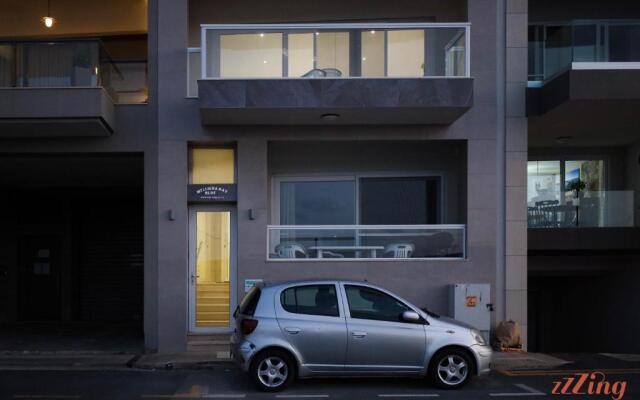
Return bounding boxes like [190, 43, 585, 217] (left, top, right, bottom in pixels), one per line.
[499, 368, 640, 377]
[378, 394, 440, 398]
[13, 396, 81, 399]
[275, 396, 329, 399]
[142, 396, 245, 399]
[489, 383, 546, 397]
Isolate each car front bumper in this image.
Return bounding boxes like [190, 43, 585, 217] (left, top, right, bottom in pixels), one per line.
[470, 344, 493, 375]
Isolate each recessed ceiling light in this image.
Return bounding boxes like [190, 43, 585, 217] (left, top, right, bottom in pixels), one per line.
[320, 113, 340, 122]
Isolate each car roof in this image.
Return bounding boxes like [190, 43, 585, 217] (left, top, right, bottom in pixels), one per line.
[261, 279, 379, 290]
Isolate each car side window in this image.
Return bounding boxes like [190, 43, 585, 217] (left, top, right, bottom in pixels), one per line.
[280, 284, 339, 317]
[345, 285, 411, 323]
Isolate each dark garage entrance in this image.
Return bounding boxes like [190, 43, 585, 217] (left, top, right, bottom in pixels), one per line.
[0, 154, 144, 352]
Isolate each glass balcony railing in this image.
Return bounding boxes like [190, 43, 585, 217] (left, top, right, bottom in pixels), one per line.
[0, 39, 147, 103]
[527, 191, 635, 228]
[267, 225, 466, 260]
[198, 23, 470, 80]
[529, 20, 640, 82]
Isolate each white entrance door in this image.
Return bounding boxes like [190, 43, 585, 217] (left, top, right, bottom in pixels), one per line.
[189, 206, 237, 333]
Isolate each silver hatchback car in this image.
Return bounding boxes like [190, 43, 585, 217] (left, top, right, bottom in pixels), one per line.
[232, 280, 492, 392]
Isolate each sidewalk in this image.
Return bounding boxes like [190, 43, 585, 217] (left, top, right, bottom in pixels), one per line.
[0, 350, 575, 371]
[0, 352, 138, 370]
[491, 351, 571, 371]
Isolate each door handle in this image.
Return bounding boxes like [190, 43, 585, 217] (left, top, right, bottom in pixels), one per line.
[284, 327, 301, 334]
[351, 331, 367, 338]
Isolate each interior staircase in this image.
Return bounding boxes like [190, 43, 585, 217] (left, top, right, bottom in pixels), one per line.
[189, 282, 232, 356]
[196, 282, 230, 327]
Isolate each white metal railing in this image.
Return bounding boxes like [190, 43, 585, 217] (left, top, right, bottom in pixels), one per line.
[199, 23, 471, 80]
[267, 224, 466, 261]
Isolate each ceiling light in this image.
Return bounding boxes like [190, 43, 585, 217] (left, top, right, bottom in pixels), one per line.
[259, 33, 264, 37]
[555, 135, 572, 144]
[320, 113, 340, 122]
[370, 30, 376, 34]
[42, 0, 56, 28]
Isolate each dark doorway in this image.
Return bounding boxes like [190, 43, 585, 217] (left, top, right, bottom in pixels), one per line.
[18, 236, 61, 321]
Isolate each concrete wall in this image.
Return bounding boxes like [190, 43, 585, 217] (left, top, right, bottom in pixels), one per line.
[153, 0, 503, 352]
[504, 0, 529, 349]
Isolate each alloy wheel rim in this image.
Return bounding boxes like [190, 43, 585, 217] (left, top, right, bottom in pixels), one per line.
[436, 354, 468, 385]
[257, 356, 288, 388]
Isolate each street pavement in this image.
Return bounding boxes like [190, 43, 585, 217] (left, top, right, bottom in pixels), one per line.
[1, 361, 639, 400]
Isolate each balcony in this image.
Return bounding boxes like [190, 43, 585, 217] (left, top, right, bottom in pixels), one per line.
[267, 225, 466, 261]
[195, 23, 473, 125]
[0, 39, 147, 137]
[527, 20, 640, 132]
[528, 190, 640, 252]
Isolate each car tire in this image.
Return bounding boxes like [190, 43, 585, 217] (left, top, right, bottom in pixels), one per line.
[250, 349, 295, 392]
[428, 348, 473, 389]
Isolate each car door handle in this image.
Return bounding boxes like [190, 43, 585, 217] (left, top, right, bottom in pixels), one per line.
[284, 327, 301, 334]
[351, 331, 367, 338]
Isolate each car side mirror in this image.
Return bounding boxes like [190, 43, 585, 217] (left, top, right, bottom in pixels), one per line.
[402, 310, 421, 323]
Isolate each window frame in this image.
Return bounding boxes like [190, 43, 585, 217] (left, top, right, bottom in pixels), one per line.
[343, 284, 423, 324]
[271, 172, 445, 225]
[279, 284, 341, 318]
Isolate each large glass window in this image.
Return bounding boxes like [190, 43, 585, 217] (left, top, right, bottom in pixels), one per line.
[527, 161, 562, 206]
[191, 148, 235, 184]
[277, 176, 440, 225]
[387, 30, 425, 77]
[220, 33, 283, 78]
[279, 180, 356, 225]
[360, 177, 440, 224]
[281, 285, 339, 317]
[345, 285, 410, 323]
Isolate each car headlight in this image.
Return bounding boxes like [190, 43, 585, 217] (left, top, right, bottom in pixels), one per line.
[470, 329, 486, 345]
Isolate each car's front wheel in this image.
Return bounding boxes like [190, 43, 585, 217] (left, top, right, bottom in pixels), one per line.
[250, 349, 295, 392]
[428, 348, 473, 389]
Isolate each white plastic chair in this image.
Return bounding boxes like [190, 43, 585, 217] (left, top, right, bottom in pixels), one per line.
[384, 243, 415, 258]
[275, 243, 307, 259]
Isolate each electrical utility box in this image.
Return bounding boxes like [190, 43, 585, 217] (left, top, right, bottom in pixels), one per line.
[448, 284, 491, 342]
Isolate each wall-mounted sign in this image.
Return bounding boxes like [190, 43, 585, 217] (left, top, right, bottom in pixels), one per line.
[465, 296, 477, 308]
[188, 184, 237, 203]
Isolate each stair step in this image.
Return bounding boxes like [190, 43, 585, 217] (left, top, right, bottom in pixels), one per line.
[197, 304, 229, 312]
[188, 334, 232, 342]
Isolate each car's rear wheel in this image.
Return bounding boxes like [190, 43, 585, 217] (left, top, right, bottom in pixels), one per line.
[251, 349, 295, 392]
[428, 348, 473, 389]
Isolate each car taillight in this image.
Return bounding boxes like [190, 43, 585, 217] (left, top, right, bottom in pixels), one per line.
[240, 319, 258, 335]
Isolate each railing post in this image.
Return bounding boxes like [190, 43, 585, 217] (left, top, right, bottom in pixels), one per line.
[465, 25, 471, 77]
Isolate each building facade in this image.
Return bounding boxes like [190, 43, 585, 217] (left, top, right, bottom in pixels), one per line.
[0, 0, 637, 354]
